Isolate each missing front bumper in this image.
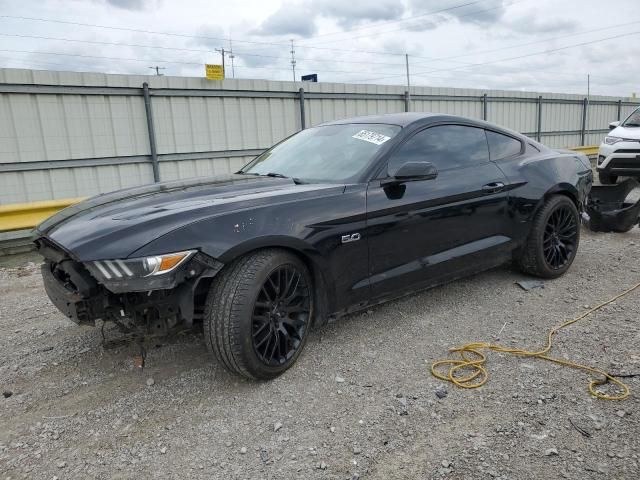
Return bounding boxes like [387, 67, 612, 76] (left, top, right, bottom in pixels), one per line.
[41, 263, 96, 325]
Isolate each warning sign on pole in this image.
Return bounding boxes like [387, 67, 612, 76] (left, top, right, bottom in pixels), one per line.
[205, 64, 224, 80]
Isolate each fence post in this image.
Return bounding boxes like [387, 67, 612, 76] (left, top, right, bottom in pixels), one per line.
[404, 91, 410, 112]
[142, 82, 160, 182]
[298, 87, 306, 130]
[617, 99, 622, 121]
[580, 97, 588, 146]
[536, 96, 543, 142]
[482, 93, 488, 121]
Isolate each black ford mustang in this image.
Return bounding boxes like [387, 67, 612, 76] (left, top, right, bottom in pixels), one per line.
[34, 113, 593, 379]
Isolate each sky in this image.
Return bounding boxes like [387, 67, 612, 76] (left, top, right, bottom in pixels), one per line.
[0, 0, 638, 97]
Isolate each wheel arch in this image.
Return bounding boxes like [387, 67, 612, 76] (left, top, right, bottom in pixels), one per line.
[208, 236, 333, 328]
[543, 183, 580, 207]
[528, 183, 580, 222]
[515, 184, 580, 253]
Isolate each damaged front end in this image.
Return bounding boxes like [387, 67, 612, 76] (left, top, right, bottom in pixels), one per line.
[36, 238, 223, 335]
[586, 179, 640, 233]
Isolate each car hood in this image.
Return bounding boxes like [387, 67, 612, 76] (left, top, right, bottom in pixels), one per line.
[610, 125, 640, 140]
[36, 173, 343, 261]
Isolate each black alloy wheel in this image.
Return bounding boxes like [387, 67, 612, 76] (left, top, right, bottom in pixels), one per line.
[203, 249, 314, 379]
[542, 204, 578, 270]
[252, 265, 310, 366]
[515, 195, 580, 279]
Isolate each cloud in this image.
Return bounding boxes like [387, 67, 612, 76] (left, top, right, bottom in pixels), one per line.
[256, 0, 405, 37]
[316, 0, 405, 28]
[235, 45, 286, 69]
[507, 14, 578, 35]
[191, 25, 227, 49]
[99, 0, 152, 10]
[403, 17, 442, 33]
[409, 0, 508, 27]
[256, 2, 318, 37]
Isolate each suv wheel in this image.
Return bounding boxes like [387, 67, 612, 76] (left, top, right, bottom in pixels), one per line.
[203, 249, 313, 379]
[516, 196, 580, 279]
[598, 171, 618, 185]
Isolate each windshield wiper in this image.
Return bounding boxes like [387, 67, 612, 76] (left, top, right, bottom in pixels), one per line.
[245, 172, 307, 184]
[267, 173, 307, 185]
[623, 123, 640, 127]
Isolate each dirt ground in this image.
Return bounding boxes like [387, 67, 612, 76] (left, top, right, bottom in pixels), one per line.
[0, 227, 639, 480]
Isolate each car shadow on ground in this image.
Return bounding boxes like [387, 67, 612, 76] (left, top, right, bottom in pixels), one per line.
[65, 262, 518, 388]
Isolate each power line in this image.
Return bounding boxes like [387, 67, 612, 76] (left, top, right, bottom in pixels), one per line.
[6, 21, 635, 69]
[413, 29, 640, 77]
[359, 29, 640, 82]
[0, 14, 289, 48]
[0, 13, 465, 60]
[307, 0, 523, 46]
[1, 56, 622, 90]
[0, 48, 410, 76]
[409, 19, 640, 67]
[301, 0, 495, 41]
[0, 14, 410, 57]
[1, 50, 626, 88]
[0, 48, 204, 66]
[2, 13, 638, 89]
[0, 33, 410, 67]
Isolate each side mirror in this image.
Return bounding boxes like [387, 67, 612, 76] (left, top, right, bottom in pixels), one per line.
[609, 121, 621, 130]
[383, 161, 438, 185]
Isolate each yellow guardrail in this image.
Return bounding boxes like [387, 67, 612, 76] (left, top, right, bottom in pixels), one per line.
[0, 198, 84, 233]
[570, 145, 599, 156]
[0, 145, 603, 234]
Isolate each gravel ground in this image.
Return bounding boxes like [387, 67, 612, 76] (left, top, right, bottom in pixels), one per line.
[1, 227, 639, 479]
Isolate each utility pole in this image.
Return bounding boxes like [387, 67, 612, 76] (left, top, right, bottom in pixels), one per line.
[290, 39, 296, 82]
[148, 66, 165, 76]
[586, 73, 590, 139]
[215, 47, 226, 73]
[405, 54, 411, 110]
[228, 39, 235, 79]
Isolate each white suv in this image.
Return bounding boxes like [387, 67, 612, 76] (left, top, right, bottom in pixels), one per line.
[597, 107, 640, 184]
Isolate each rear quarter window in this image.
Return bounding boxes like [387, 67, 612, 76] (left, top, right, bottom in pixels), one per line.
[486, 130, 523, 160]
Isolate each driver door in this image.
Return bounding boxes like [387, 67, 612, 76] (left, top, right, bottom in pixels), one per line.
[365, 124, 512, 300]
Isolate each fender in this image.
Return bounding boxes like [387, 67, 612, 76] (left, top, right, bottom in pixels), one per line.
[217, 235, 335, 325]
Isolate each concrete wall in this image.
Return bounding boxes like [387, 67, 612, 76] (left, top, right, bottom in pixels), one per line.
[1, 68, 637, 203]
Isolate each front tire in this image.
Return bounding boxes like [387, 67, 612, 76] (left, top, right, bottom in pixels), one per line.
[516, 196, 580, 279]
[203, 249, 313, 380]
[598, 171, 618, 185]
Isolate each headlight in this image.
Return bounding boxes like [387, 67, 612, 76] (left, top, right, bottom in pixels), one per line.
[85, 250, 197, 292]
[604, 136, 625, 145]
[91, 251, 195, 279]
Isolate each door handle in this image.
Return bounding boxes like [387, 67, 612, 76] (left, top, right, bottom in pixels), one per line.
[482, 182, 505, 194]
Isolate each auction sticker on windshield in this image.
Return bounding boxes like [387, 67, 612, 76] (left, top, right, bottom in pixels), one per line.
[352, 130, 392, 145]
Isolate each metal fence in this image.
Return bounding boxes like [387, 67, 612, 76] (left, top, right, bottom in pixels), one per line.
[1, 68, 638, 204]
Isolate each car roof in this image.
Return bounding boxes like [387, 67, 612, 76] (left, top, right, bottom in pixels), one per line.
[319, 112, 537, 144]
[320, 112, 438, 127]
[319, 112, 507, 129]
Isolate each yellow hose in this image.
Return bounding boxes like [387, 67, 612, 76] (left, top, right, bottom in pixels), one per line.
[431, 281, 640, 401]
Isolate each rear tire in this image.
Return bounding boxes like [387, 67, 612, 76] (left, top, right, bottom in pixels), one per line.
[515, 196, 580, 279]
[203, 249, 313, 380]
[598, 172, 618, 185]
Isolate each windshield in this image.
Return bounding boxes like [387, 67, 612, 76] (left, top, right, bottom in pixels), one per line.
[240, 123, 401, 183]
[622, 108, 640, 127]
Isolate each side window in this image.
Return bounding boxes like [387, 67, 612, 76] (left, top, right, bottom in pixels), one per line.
[486, 130, 523, 160]
[388, 125, 489, 174]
